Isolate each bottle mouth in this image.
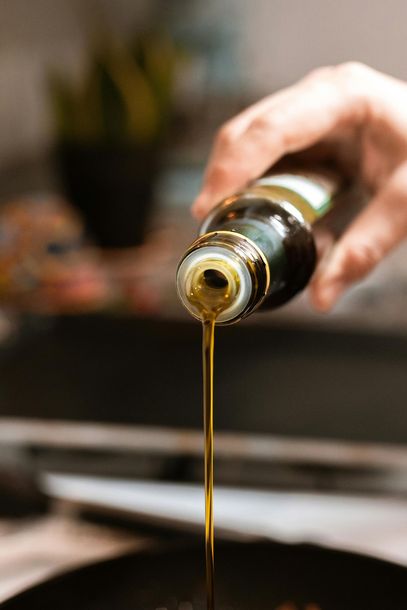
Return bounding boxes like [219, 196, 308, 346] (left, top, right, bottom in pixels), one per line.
[176, 245, 253, 324]
[202, 268, 229, 290]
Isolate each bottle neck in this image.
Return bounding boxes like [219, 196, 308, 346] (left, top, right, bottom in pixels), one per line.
[176, 231, 270, 324]
[252, 170, 339, 223]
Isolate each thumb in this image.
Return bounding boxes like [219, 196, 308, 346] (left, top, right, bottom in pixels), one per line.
[310, 164, 407, 311]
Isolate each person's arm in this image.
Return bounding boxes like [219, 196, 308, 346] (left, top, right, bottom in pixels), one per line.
[192, 62, 407, 311]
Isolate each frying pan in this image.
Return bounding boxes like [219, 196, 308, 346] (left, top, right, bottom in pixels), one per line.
[1, 540, 406, 610]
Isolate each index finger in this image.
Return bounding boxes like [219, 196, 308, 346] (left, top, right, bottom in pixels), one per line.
[193, 63, 373, 218]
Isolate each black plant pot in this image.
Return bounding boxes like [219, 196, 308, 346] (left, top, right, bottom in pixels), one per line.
[56, 142, 160, 248]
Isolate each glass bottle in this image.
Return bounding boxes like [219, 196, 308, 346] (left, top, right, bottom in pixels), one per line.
[177, 169, 343, 324]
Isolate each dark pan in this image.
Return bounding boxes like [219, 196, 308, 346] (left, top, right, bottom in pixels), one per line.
[1, 540, 407, 610]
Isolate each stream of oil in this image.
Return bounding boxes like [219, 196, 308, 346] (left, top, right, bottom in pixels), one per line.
[187, 265, 239, 610]
[202, 315, 215, 610]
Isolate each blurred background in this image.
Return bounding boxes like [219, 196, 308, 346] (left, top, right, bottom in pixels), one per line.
[2, 0, 407, 602]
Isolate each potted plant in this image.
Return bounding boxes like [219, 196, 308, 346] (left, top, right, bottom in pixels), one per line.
[49, 31, 179, 248]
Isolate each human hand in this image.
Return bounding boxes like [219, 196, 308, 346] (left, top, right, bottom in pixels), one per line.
[192, 63, 407, 311]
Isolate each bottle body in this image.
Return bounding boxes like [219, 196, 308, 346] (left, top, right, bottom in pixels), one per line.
[177, 170, 341, 325]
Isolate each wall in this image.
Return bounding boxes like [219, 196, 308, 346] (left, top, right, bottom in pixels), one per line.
[0, 0, 407, 167]
[238, 0, 407, 93]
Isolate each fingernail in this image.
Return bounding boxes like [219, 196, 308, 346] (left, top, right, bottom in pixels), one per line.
[311, 278, 345, 312]
[191, 205, 204, 220]
[191, 202, 204, 219]
[191, 192, 209, 219]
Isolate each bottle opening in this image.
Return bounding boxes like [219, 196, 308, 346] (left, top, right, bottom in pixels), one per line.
[189, 265, 234, 320]
[203, 269, 229, 290]
[176, 241, 255, 324]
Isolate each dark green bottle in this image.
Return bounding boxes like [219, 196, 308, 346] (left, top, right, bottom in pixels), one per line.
[177, 170, 341, 324]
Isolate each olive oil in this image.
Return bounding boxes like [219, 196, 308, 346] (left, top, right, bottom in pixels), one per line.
[188, 264, 235, 610]
[176, 169, 343, 610]
[202, 317, 215, 610]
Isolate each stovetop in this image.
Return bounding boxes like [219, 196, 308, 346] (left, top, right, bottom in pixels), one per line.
[0, 510, 143, 603]
[2, 476, 407, 604]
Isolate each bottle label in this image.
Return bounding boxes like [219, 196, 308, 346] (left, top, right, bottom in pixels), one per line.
[255, 173, 335, 215]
